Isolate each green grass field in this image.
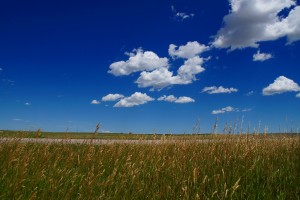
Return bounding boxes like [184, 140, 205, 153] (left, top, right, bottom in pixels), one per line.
[0, 131, 299, 199]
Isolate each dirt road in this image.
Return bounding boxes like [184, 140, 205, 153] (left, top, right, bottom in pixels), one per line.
[0, 137, 213, 145]
[0, 136, 293, 145]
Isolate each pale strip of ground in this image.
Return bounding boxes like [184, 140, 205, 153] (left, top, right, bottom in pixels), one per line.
[0, 137, 293, 145]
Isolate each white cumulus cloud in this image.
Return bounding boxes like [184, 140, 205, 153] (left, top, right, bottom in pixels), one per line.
[114, 92, 154, 107]
[136, 56, 205, 90]
[168, 41, 209, 59]
[202, 86, 238, 94]
[177, 56, 205, 83]
[135, 68, 180, 90]
[102, 94, 124, 101]
[212, 106, 236, 114]
[158, 95, 195, 103]
[262, 76, 300, 95]
[253, 50, 273, 61]
[212, 0, 300, 50]
[108, 42, 209, 90]
[91, 100, 101, 105]
[108, 48, 169, 76]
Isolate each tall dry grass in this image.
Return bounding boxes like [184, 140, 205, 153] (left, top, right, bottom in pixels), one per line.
[0, 135, 299, 199]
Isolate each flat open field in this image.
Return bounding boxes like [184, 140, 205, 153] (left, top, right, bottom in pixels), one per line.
[0, 131, 299, 199]
[0, 130, 215, 140]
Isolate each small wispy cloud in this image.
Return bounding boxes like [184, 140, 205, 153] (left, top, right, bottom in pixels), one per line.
[202, 86, 238, 94]
[171, 5, 195, 21]
[212, 106, 251, 114]
[2, 79, 15, 85]
[13, 118, 22, 121]
[246, 91, 254, 96]
[91, 100, 101, 105]
[253, 50, 273, 62]
[158, 95, 195, 103]
[25, 102, 31, 106]
[296, 93, 300, 98]
[0, 67, 3, 71]
[102, 94, 124, 101]
[175, 96, 195, 103]
[158, 95, 177, 102]
[212, 106, 236, 114]
[242, 108, 252, 112]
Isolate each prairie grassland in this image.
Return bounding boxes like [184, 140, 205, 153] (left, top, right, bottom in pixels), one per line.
[0, 135, 299, 199]
[0, 130, 214, 140]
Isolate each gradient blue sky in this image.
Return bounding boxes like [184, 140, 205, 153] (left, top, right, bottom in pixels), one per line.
[1, 0, 300, 133]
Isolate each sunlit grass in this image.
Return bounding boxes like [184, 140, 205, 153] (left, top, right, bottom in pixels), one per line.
[0, 134, 299, 199]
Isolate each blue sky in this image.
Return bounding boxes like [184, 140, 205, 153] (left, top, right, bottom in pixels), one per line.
[1, 0, 300, 133]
